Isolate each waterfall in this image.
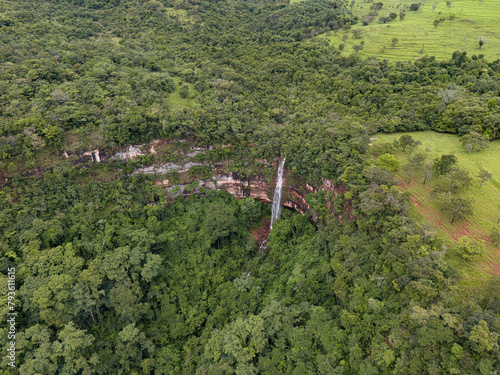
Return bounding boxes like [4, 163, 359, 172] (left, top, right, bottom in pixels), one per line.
[270, 157, 286, 229]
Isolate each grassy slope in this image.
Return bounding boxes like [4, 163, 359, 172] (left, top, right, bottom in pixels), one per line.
[373, 131, 500, 287]
[166, 77, 199, 110]
[319, 0, 500, 63]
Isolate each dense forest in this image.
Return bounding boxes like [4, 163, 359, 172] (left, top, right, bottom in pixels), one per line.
[1, 0, 500, 374]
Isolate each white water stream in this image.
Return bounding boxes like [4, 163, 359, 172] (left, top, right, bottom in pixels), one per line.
[270, 157, 286, 229]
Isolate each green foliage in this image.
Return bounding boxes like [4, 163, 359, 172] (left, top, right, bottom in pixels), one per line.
[408, 152, 426, 167]
[489, 228, 500, 246]
[433, 154, 458, 176]
[409, 3, 420, 11]
[203, 200, 238, 246]
[478, 35, 487, 50]
[375, 131, 500, 239]
[454, 236, 485, 260]
[469, 320, 498, 353]
[477, 169, 492, 188]
[353, 43, 364, 56]
[403, 151, 426, 183]
[370, 141, 395, 156]
[1, 157, 499, 373]
[238, 198, 262, 224]
[376, 153, 400, 171]
[1, 0, 499, 162]
[432, 168, 472, 195]
[331, 0, 500, 63]
[397, 134, 422, 155]
[461, 131, 489, 153]
[188, 164, 212, 179]
[433, 17, 446, 28]
[2, 0, 500, 373]
[437, 194, 474, 223]
[179, 84, 189, 99]
[352, 28, 363, 39]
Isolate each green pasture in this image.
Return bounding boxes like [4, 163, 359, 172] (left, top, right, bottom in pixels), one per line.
[320, 0, 500, 62]
[373, 131, 500, 280]
[165, 7, 200, 25]
[166, 77, 199, 110]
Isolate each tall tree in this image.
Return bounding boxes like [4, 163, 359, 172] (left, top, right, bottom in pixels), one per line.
[460, 130, 489, 153]
[422, 161, 434, 185]
[352, 28, 363, 39]
[469, 320, 498, 353]
[398, 135, 421, 154]
[438, 194, 474, 223]
[432, 154, 458, 176]
[477, 169, 492, 188]
[353, 44, 364, 56]
[403, 152, 426, 183]
[398, 135, 414, 152]
[433, 168, 472, 195]
[478, 35, 487, 49]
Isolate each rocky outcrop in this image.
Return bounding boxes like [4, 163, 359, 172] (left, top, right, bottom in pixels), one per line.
[133, 161, 206, 175]
[161, 173, 272, 202]
[111, 145, 144, 160]
[158, 170, 352, 219]
[83, 149, 100, 162]
[217, 173, 272, 202]
[76, 140, 352, 219]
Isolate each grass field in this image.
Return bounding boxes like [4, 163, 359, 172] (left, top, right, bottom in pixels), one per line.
[166, 77, 199, 110]
[165, 7, 201, 25]
[373, 131, 500, 284]
[319, 0, 500, 63]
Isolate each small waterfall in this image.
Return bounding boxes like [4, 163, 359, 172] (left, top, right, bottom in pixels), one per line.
[270, 157, 286, 229]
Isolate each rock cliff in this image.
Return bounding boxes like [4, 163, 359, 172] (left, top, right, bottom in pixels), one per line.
[159, 170, 352, 219]
[77, 141, 352, 219]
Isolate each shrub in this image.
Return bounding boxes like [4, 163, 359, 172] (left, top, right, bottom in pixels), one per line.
[179, 84, 189, 98]
[188, 164, 212, 178]
[409, 3, 420, 11]
[352, 28, 363, 39]
[376, 153, 400, 171]
[455, 236, 485, 260]
[370, 142, 395, 156]
[490, 228, 500, 246]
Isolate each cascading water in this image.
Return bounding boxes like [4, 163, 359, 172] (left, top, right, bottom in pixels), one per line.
[270, 157, 286, 229]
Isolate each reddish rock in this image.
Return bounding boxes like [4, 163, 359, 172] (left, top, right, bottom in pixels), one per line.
[166, 170, 353, 220]
[250, 218, 271, 252]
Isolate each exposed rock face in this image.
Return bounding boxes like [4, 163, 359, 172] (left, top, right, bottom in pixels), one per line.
[162, 170, 352, 219]
[163, 173, 271, 202]
[216, 173, 272, 202]
[213, 173, 347, 216]
[133, 161, 207, 175]
[83, 149, 100, 162]
[76, 140, 351, 219]
[111, 145, 144, 160]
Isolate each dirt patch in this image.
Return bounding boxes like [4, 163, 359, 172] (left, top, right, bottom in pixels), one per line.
[485, 262, 500, 277]
[251, 218, 271, 253]
[396, 176, 500, 277]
